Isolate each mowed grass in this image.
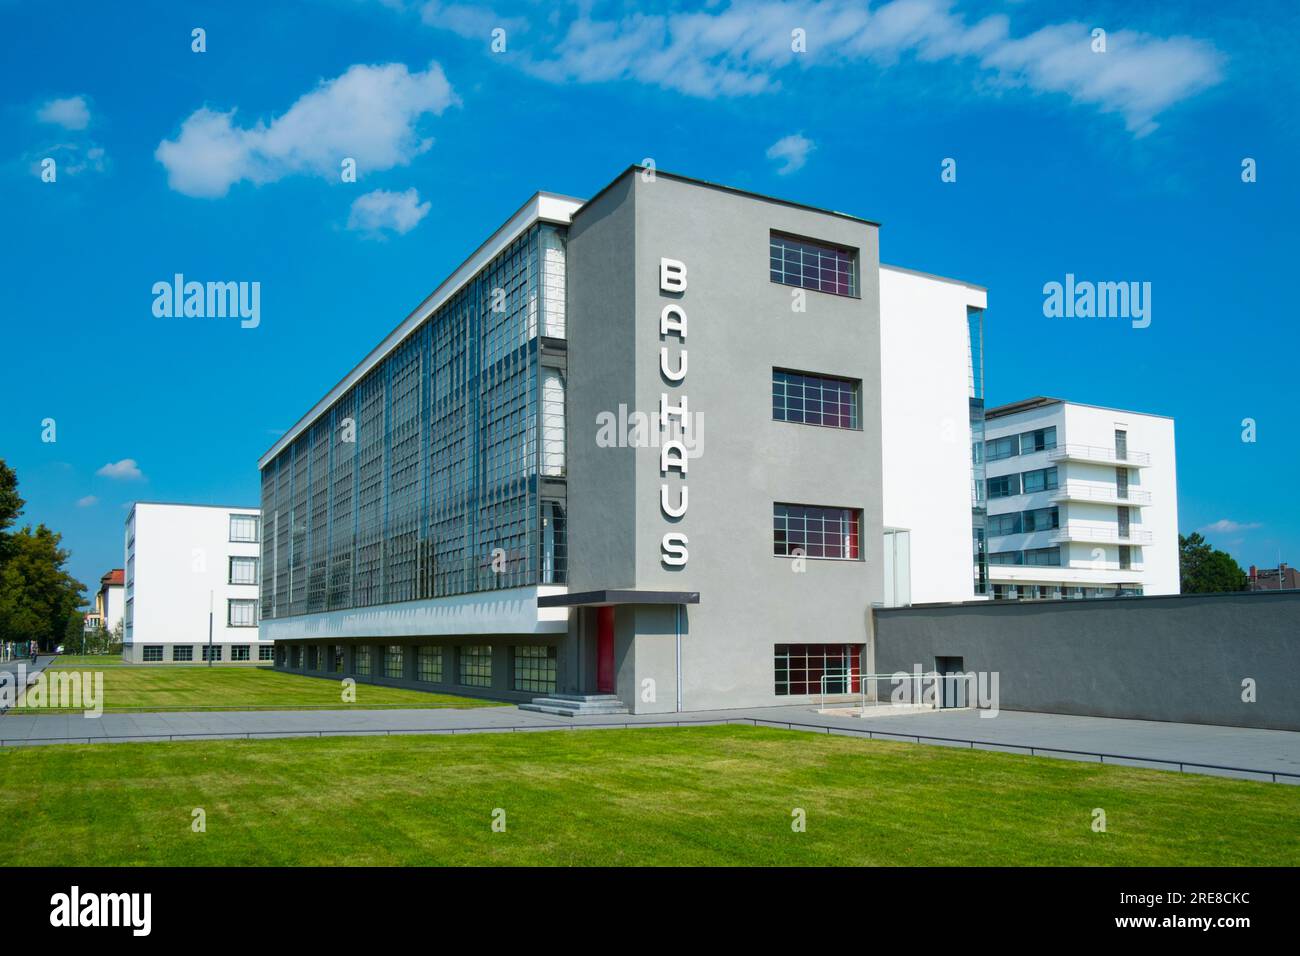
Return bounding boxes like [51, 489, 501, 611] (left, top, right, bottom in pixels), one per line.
[1, 725, 1295, 866]
[48, 654, 125, 666]
[11, 664, 500, 713]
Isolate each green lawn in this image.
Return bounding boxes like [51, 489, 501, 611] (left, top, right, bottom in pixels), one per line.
[49, 654, 126, 666]
[11, 663, 500, 713]
[0, 725, 1294, 866]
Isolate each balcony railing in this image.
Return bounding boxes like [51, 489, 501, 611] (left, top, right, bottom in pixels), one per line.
[1051, 525, 1154, 544]
[1051, 483, 1152, 505]
[1048, 444, 1151, 466]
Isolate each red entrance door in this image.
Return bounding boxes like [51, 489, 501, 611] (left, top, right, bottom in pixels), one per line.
[596, 606, 615, 694]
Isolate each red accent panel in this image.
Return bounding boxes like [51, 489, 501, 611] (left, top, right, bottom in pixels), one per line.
[596, 607, 615, 694]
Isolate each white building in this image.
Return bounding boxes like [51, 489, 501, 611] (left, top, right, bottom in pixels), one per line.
[879, 264, 988, 605]
[980, 397, 1179, 600]
[123, 502, 270, 664]
[95, 569, 125, 633]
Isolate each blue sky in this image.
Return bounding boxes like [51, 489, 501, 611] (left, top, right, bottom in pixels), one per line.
[2, 0, 1297, 596]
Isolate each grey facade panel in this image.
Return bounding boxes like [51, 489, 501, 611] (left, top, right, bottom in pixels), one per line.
[567, 173, 884, 712]
[874, 591, 1300, 730]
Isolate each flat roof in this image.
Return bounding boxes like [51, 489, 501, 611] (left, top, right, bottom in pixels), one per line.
[537, 589, 701, 608]
[986, 396, 1174, 421]
[130, 501, 259, 510]
[880, 262, 987, 294]
[574, 164, 881, 227]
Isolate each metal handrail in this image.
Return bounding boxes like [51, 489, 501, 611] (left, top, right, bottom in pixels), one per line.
[1048, 443, 1151, 465]
[1052, 525, 1154, 544]
[1052, 483, 1152, 505]
[818, 671, 934, 712]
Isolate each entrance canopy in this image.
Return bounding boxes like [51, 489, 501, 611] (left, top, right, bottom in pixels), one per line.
[538, 589, 700, 608]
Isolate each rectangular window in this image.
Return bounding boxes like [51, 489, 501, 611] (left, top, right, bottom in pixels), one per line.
[258, 645, 274, 662]
[772, 369, 860, 429]
[773, 503, 861, 560]
[143, 645, 163, 662]
[416, 646, 443, 683]
[770, 232, 856, 297]
[172, 645, 192, 662]
[333, 645, 345, 673]
[987, 513, 1022, 536]
[988, 550, 1023, 565]
[1119, 545, 1132, 570]
[229, 556, 259, 585]
[512, 645, 557, 694]
[203, 644, 223, 662]
[354, 645, 372, 676]
[1024, 547, 1061, 567]
[290, 645, 301, 668]
[1022, 506, 1060, 533]
[227, 598, 259, 627]
[229, 513, 260, 543]
[987, 474, 1019, 498]
[774, 644, 860, 696]
[1021, 467, 1058, 493]
[459, 645, 492, 688]
[384, 645, 404, 679]
[306, 645, 318, 670]
[231, 645, 250, 662]
[1019, 427, 1056, 453]
[985, 435, 1018, 462]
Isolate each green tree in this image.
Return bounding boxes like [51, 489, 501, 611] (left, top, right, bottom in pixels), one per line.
[0, 458, 24, 563]
[0, 524, 86, 651]
[1179, 532, 1249, 594]
[65, 609, 88, 652]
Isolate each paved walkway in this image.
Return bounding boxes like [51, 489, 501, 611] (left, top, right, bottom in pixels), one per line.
[0, 656, 49, 715]
[2, 699, 1297, 783]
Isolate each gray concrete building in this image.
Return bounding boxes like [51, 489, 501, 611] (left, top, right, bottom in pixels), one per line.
[259, 166, 983, 713]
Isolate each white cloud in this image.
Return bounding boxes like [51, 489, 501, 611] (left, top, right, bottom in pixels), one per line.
[37, 95, 91, 130]
[76, 495, 98, 508]
[1199, 519, 1262, 535]
[156, 61, 457, 198]
[417, 0, 1223, 134]
[347, 187, 431, 236]
[420, 1, 526, 38]
[766, 133, 814, 174]
[28, 142, 107, 178]
[95, 459, 143, 480]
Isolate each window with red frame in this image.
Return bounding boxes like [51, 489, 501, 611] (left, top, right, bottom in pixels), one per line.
[773, 503, 861, 560]
[774, 644, 862, 696]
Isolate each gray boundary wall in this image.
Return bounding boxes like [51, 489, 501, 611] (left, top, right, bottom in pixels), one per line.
[874, 591, 1300, 731]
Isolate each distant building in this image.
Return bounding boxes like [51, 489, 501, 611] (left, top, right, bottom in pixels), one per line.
[980, 397, 1179, 601]
[95, 569, 125, 632]
[1249, 563, 1298, 591]
[123, 502, 270, 664]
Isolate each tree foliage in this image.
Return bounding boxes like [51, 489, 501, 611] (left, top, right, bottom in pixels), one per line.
[0, 459, 86, 650]
[1179, 532, 1249, 594]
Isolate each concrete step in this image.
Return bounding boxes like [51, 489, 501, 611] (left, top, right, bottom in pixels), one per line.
[519, 694, 630, 717]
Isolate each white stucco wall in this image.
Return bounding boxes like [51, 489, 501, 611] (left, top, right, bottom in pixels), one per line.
[879, 265, 987, 604]
[125, 503, 265, 646]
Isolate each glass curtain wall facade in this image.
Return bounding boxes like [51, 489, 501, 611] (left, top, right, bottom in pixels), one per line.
[968, 306, 988, 596]
[260, 223, 568, 621]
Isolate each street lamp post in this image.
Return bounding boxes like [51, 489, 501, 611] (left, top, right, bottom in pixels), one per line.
[208, 590, 214, 668]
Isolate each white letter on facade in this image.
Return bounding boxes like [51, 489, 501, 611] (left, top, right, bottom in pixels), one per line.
[660, 258, 687, 293]
[661, 533, 689, 566]
[660, 483, 688, 518]
[659, 347, 687, 382]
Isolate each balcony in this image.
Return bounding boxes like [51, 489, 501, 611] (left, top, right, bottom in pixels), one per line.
[1051, 524, 1154, 544]
[1047, 444, 1151, 467]
[1051, 482, 1152, 505]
